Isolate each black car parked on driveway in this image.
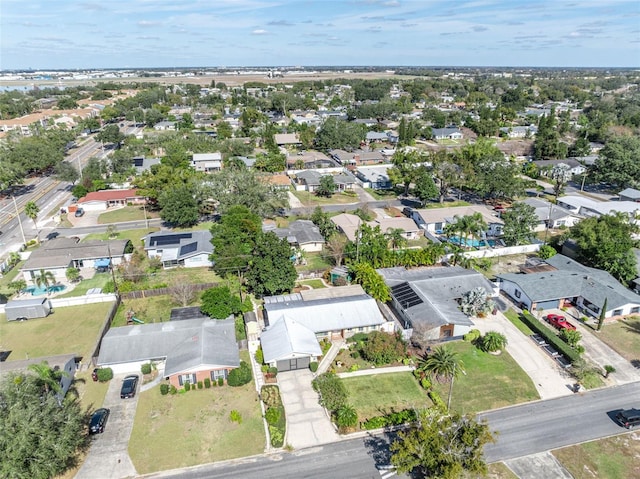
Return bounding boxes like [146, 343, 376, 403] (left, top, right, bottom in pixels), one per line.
[120, 375, 139, 399]
[89, 408, 110, 434]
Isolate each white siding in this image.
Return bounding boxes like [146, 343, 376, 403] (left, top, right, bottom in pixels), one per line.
[498, 279, 533, 310]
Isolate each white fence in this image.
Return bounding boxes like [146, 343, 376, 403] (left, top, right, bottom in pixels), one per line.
[444, 243, 541, 260]
[0, 293, 117, 314]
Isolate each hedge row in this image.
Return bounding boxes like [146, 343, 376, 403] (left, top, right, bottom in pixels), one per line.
[520, 311, 581, 363]
[361, 408, 417, 430]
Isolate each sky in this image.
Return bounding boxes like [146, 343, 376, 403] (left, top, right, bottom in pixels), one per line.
[1, 0, 639, 70]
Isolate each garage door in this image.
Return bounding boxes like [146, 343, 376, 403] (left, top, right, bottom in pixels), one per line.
[277, 357, 310, 372]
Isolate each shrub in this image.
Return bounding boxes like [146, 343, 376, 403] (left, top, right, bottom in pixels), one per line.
[269, 425, 284, 448]
[519, 311, 580, 363]
[184, 381, 190, 392]
[312, 372, 347, 412]
[538, 244, 557, 260]
[255, 347, 264, 365]
[478, 331, 508, 352]
[96, 368, 113, 382]
[334, 404, 358, 431]
[359, 331, 407, 365]
[350, 351, 360, 359]
[229, 410, 242, 424]
[261, 364, 269, 373]
[141, 363, 152, 375]
[429, 391, 447, 411]
[265, 407, 281, 426]
[309, 362, 318, 372]
[267, 366, 278, 376]
[261, 385, 282, 408]
[419, 377, 432, 390]
[463, 329, 481, 342]
[348, 332, 369, 343]
[218, 377, 224, 387]
[227, 361, 252, 386]
[204, 378, 211, 388]
[362, 416, 388, 430]
[170, 385, 177, 395]
[197, 381, 203, 389]
[559, 329, 582, 349]
[160, 384, 170, 395]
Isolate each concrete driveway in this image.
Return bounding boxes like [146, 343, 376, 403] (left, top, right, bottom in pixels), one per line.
[474, 312, 574, 399]
[277, 369, 339, 449]
[75, 374, 139, 479]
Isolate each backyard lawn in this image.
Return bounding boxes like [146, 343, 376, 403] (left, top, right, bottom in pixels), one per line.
[128, 353, 264, 474]
[297, 279, 326, 289]
[83, 227, 158, 248]
[97, 206, 159, 224]
[430, 341, 539, 414]
[341, 373, 432, 420]
[297, 251, 332, 273]
[0, 302, 115, 361]
[57, 272, 112, 298]
[587, 316, 640, 363]
[113, 295, 181, 326]
[553, 434, 640, 479]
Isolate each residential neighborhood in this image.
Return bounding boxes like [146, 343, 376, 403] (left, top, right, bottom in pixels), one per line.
[1, 63, 639, 479]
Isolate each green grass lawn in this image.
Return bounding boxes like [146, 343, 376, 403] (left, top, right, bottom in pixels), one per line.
[430, 341, 539, 414]
[0, 260, 25, 299]
[421, 200, 471, 209]
[553, 434, 640, 479]
[341, 373, 432, 420]
[113, 294, 180, 326]
[297, 279, 326, 289]
[292, 190, 359, 206]
[503, 309, 534, 335]
[128, 353, 264, 474]
[589, 316, 640, 362]
[0, 302, 115, 361]
[364, 188, 398, 200]
[97, 206, 160, 225]
[297, 252, 332, 272]
[57, 273, 112, 298]
[82, 227, 159, 247]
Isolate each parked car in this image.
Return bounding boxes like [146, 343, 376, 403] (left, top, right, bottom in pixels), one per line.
[74, 208, 85, 217]
[616, 408, 640, 429]
[120, 375, 139, 399]
[544, 314, 576, 331]
[89, 408, 110, 434]
[91, 368, 99, 382]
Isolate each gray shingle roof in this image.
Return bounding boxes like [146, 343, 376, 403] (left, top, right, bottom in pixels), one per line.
[260, 315, 322, 363]
[22, 238, 130, 271]
[268, 220, 325, 246]
[97, 318, 239, 376]
[378, 266, 496, 329]
[497, 255, 640, 311]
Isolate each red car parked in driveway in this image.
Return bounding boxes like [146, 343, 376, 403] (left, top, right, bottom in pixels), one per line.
[544, 314, 576, 331]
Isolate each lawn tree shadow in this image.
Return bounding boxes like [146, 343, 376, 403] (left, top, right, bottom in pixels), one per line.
[621, 319, 640, 336]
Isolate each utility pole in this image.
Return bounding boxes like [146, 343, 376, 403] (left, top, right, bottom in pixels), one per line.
[13, 195, 27, 246]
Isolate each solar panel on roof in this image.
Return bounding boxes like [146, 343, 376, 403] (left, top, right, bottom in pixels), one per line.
[149, 233, 192, 247]
[133, 157, 144, 167]
[391, 282, 423, 308]
[179, 241, 198, 256]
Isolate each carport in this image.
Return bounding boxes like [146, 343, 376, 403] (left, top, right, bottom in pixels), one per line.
[260, 315, 322, 371]
[277, 356, 310, 372]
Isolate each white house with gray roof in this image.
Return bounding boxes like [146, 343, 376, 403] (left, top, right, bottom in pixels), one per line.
[260, 316, 322, 371]
[144, 230, 213, 269]
[556, 195, 640, 223]
[497, 255, 640, 320]
[521, 198, 582, 231]
[264, 219, 325, 252]
[378, 266, 498, 341]
[97, 318, 239, 388]
[355, 165, 393, 190]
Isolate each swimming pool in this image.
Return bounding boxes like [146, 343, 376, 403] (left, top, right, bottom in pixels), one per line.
[448, 235, 496, 248]
[23, 284, 67, 296]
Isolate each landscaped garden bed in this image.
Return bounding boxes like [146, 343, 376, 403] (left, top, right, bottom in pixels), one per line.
[261, 385, 286, 448]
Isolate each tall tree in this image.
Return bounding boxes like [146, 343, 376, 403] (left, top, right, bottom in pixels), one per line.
[245, 232, 297, 297]
[95, 124, 125, 145]
[0, 372, 89, 479]
[316, 175, 336, 198]
[501, 202, 538, 246]
[28, 361, 66, 395]
[589, 135, 640, 189]
[158, 184, 199, 227]
[413, 167, 438, 204]
[34, 269, 55, 292]
[430, 150, 462, 203]
[387, 149, 422, 196]
[417, 345, 465, 411]
[349, 262, 391, 302]
[549, 164, 572, 199]
[210, 205, 261, 276]
[385, 228, 408, 251]
[390, 409, 494, 478]
[24, 201, 40, 235]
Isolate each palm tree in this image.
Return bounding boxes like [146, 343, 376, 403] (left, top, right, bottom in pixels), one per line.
[386, 228, 408, 251]
[24, 201, 40, 241]
[480, 331, 508, 353]
[28, 361, 65, 395]
[418, 345, 465, 411]
[34, 269, 55, 293]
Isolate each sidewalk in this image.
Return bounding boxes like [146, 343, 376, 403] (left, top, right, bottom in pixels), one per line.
[316, 339, 344, 375]
[336, 365, 413, 378]
[474, 312, 574, 399]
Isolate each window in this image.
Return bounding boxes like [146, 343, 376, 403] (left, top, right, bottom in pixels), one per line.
[210, 370, 227, 381]
[613, 309, 623, 316]
[514, 289, 521, 299]
[631, 307, 640, 314]
[178, 373, 196, 386]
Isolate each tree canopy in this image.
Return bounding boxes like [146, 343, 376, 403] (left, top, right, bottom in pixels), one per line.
[245, 232, 297, 297]
[501, 202, 538, 246]
[210, 205, 261, 275]
[158, 184, 200, 227]
[200, 285, 247, 318]
[589, 135, 640, 189]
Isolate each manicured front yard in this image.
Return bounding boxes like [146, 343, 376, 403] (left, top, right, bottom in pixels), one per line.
[553, 434, 640, 479]
[292, 190, 359, 206]
[589, 316, 640, 362]
[129, 354, 264, 474]
[82, 227, 159, 246]
[0, 302, 115, 360]
[341, 373, 432, 421]
[97, 206, 160, 224]
[430, 341, 539, 414]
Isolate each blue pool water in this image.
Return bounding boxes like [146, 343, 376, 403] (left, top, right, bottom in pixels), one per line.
[23, 284, 66, 296]
[448, 235, 496, 248]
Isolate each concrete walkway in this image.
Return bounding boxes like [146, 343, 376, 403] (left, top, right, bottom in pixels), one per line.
[316, 339, 344, 375]
[336, 365, 413, 378]
[505, 452, 574, 479]
[474, 312, 574, 399]
[353, 185, 376, 203]
[287, 191, 304, 208]
[562, 308, 640, 385]
[278, 369, 340, 449]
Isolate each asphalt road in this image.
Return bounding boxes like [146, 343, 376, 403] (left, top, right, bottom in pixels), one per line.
[141, 381, 640, 479]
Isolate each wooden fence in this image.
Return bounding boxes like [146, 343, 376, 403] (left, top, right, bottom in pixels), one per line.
[120, 282, 218, 299]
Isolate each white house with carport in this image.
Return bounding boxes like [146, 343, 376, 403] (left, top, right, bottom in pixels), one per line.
[377, 266, 498, 341]
[144, 230, 213, 269]
[497, 254, 640, 320]
[20, 237, 129, 284]
[260, 315, 323, 371]
[261, 285, 394, 370]
[97, 317, 239, 389]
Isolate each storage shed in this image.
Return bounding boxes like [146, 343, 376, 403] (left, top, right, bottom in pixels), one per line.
[4, 298, 52, 321]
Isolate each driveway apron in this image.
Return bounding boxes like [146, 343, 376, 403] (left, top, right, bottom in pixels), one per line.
[278, 369, 340, 449]
[75, 374, 139, 479]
